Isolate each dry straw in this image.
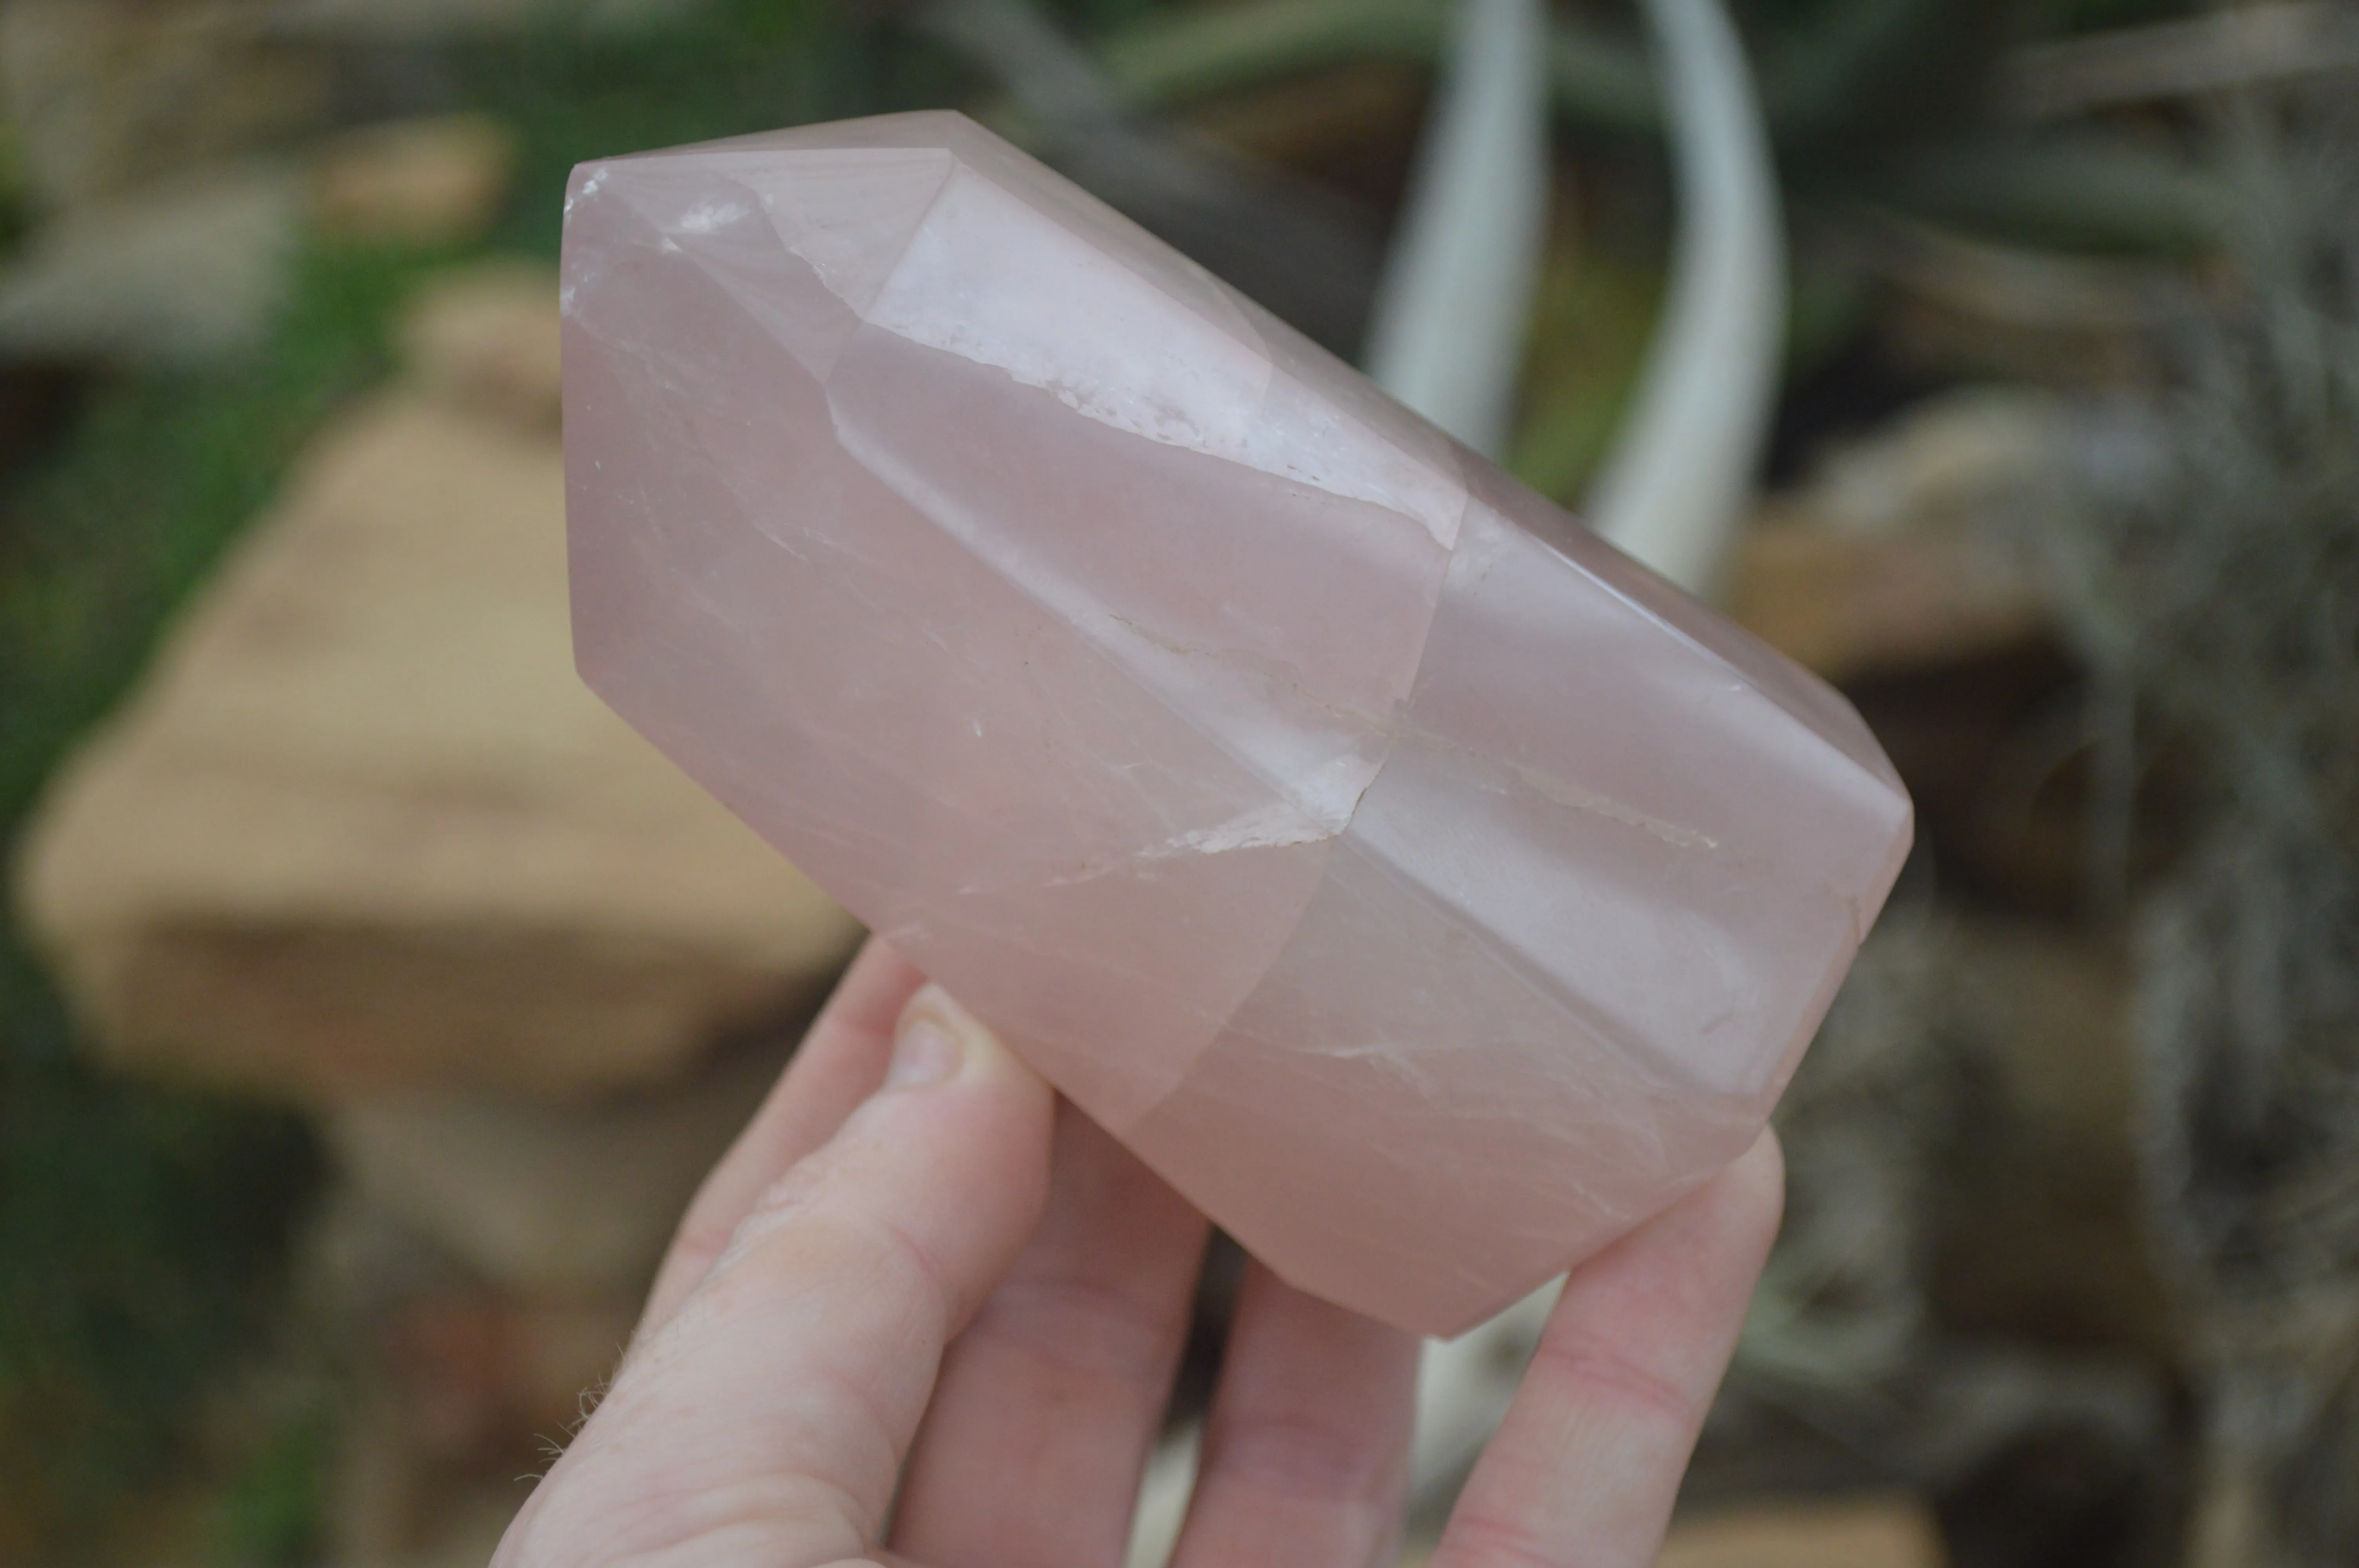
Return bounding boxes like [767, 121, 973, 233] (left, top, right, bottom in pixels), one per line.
[2040, 90, 2359, 1568]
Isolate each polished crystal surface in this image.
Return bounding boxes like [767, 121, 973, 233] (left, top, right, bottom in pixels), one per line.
[560, 111, 1912, 1336]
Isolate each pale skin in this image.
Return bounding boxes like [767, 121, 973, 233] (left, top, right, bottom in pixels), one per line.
[493, 938, 1786, 1568]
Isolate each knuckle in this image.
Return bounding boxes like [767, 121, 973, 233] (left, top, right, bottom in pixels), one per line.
[1203, 1410, 1401, 1505]
[966, 1267, 1179, 1385]
[1439, 1508, 1572, 1568]
[1521, 1332, 1699, 1437]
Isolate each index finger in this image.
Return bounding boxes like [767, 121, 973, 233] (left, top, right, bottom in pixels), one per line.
[1430, 1132, 1785, 1568]
[496, 985, 1055, 1568]
[640, 936, 925, 1336]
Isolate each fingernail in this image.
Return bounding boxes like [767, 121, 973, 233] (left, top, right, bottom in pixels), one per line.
[887, 985, 969, 1089]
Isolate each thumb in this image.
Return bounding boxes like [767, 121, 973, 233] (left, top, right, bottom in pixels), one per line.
[495, 985, 1055, 1568]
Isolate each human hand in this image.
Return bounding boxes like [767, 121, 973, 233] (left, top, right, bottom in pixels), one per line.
[492, 937, 1784, 1568]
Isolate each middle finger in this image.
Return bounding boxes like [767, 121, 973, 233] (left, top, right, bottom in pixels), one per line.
[1166, 1261, 1419, 1568]
[890, 1099, 1210, 1568]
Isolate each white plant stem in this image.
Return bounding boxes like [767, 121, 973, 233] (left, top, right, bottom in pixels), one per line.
[1586, 0, 1785, 601]
[1361, 0, 1551, 458]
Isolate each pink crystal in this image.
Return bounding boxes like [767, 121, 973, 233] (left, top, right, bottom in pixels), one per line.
[560, 111, 1912, 1336]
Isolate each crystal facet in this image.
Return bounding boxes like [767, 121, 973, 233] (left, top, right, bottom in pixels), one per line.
[560, 111, 1912, 1336]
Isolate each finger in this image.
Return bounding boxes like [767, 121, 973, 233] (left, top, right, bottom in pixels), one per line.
[493, 985, 1055, 1568]
[891, 1100, 1209, 1568]
[1431, 1131, 1786, 1568]
[1167, 1262, 1419, 1568]
[640, 935, 923, 1334]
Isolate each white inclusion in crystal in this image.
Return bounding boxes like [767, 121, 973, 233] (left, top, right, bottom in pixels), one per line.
[563, 167, 606, 218]
[1506, 760, 1720, 851]
[676, 196, 754, 234]
[1147, 800, 1335, 858]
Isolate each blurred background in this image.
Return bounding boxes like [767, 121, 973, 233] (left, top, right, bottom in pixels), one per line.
[1, 0, 2355, 1564]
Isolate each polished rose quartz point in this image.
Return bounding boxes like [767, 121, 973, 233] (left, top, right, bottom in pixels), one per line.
[560, 110, 1913, 1337]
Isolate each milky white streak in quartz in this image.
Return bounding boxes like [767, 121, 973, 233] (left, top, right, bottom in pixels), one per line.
[561, 111, 1912, 1336]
